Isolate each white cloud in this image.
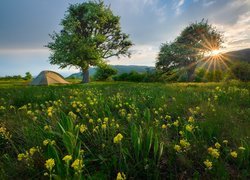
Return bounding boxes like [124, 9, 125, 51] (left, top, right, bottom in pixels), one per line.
[174, 0, 185, 15]
[108, 45, 158, 66]
[203, 0, 216, 7]
[215, 11, 250, 51]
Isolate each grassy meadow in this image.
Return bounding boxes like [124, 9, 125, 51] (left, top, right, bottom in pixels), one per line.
[0, 81, 250, 179]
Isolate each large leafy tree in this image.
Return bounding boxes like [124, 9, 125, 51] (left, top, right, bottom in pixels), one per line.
[46, 1, 132, 83]
[156, 20, 223, 81]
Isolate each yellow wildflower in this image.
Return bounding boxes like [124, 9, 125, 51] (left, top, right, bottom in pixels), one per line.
[71, 159, 84, 172]
[204, 159, 212, 170]
[179, 139, 190, 148]
[116, 172, 126, 180]
[89, 119, 94, 123]
[165, 115, 171, 121]
[239, 146, 246, 151]
[27, 110, 32, 115]
[43, 139, 55, 146]
[29, 147, 37, 156]
[113, 133, 123, 143]
[104, 117, 109, 123]
[43, 139, 49, 146]
[173, 120, 179, 127]
[51, 140, 56, 145]
[17, 153, 27, 161]
[44, 125, 51, 131]
[230, 151, 237, 158]
[211, 149, 220, 159]
[97, 118, 102, 123]
[215, 142, 221, 149]
[62, 155, 72, 162]
[68, 111, 77, 120]
[185, 124, 194, 132]
[188, 116, 194, 123]
[101, 124, 107, 130]
[223, 140, 228, 144]
[47, 107, 53, 116]
[179, 131, 184, 136]
[80, 149, 84, 155]
[208, 147, 220, 159]
[80, 124, 87, 133]
[0, 126, 12, 139]
[116, 124, 120, 128]
[174, 145, 181, 152]
[45, 158, 55, 171]
[161, 124, 167, 129]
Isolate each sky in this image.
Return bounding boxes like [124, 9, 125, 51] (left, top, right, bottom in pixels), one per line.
[0, 0, 250, 76]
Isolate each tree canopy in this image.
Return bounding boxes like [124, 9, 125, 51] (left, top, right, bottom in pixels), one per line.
[156, 20, 223, 81]
[46, 1, 132, 83]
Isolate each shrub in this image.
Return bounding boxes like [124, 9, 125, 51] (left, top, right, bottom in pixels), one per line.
[94, 65, 118, 81]
[231, 62, 250, 81]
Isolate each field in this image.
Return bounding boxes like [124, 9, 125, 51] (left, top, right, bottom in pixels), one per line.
[0, 81, 250, 179]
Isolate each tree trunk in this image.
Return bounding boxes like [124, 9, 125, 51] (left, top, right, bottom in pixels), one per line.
[187, 65, 196, 82]
[82, 68, 90, 83]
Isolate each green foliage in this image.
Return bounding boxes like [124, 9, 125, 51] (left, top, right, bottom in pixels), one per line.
[0, 75, 23, 81]
[94, 64, 118, 81]
[46, 1, 132, 83]
[156, 19, 223, 81]
[0, 73, 32, 81]
[231, 62, 250, 81]
[113, 71, 145, 82]
[23, 72, 32, 80]
[113, 70, 164, 82]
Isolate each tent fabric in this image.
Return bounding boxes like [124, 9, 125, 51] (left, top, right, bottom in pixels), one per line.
[30, 70, 70, 85]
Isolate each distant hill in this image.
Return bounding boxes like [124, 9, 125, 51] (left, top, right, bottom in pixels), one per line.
[67, 65, 155, 79]
[222, 48, 250, 63]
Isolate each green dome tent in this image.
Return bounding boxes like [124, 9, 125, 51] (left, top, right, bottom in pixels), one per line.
[30, 70, 70, 85]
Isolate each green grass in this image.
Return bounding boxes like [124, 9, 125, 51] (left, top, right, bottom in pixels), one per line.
[0, 81, 249, 179]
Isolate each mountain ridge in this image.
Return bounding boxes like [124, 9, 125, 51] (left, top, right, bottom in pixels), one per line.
[67, 65, 155, 79]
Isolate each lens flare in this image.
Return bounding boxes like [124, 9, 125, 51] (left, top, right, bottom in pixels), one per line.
[210, 49, 221, 56]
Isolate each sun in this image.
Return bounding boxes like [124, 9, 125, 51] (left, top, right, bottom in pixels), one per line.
[210, 49, 221, 56]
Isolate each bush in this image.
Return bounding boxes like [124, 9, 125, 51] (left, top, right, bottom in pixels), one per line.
[23, 72, 32, 80]
[231, 62, 250, 81]
[94, 65, 118, 81]
[0, 75, 23, 81]
[113, 71, 145, 82]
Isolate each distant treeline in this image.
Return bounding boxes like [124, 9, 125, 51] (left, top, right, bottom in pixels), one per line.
[93, 61, 250, 82]
[0, 72, 32, 81]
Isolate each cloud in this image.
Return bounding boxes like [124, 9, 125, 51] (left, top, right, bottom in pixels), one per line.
[173, 0, 185, 15]
[203, 0, 216, 7]
[108, 45, 158, 66]
[215, 10, 250, 51]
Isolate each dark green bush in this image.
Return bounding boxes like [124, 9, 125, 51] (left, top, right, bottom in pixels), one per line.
[231, 62, 250, 81]
[94, 65, 118, 81]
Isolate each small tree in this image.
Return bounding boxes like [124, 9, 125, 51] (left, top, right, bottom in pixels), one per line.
[23, 72, 32, 80]
[94, 64, 117, 81]
[46, 1, 132, 83]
